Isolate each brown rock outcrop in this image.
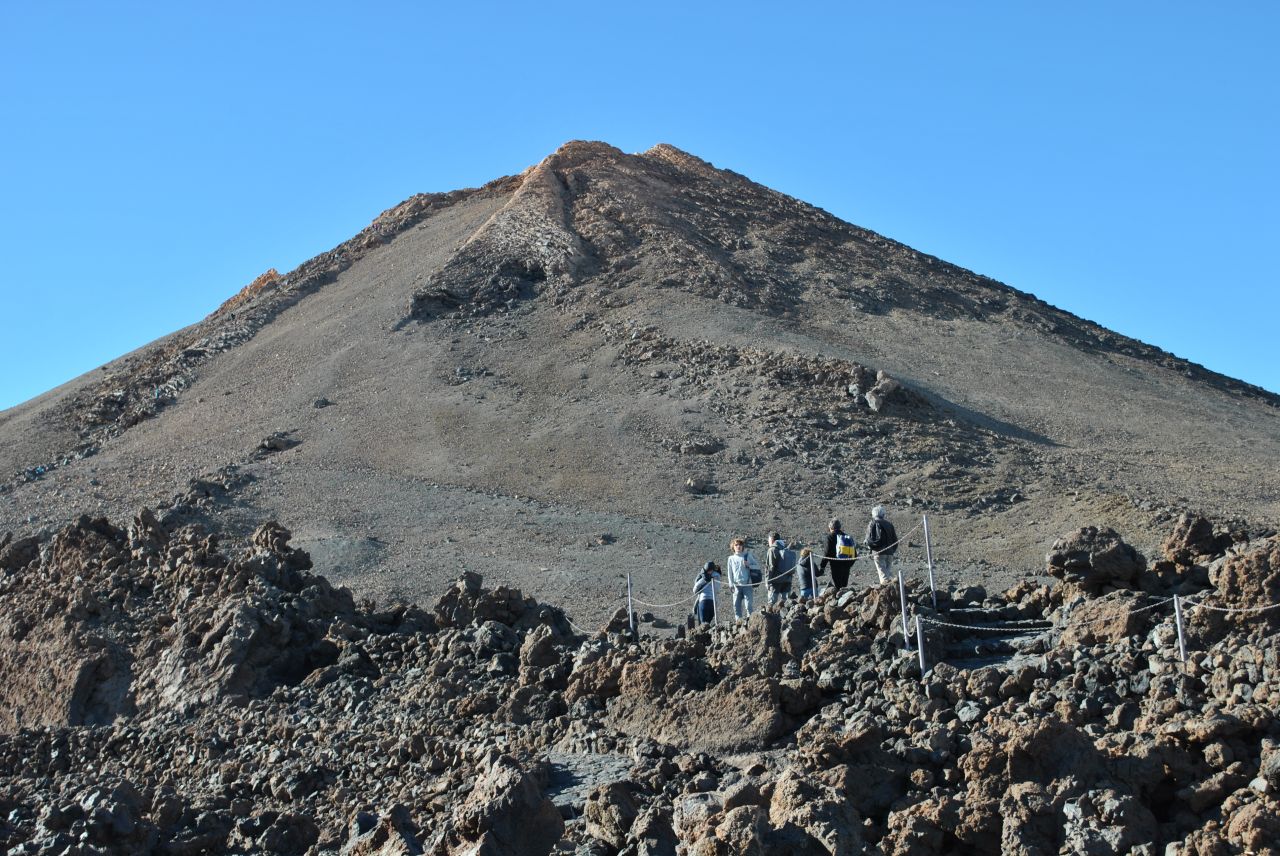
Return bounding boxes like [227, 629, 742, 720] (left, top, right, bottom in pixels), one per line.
[2, 510, 1279, 855]
[448, 754, 563, 856]
[1047, 525, 1146, 594]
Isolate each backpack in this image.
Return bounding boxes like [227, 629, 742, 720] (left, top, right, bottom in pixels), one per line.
[747, 553, 762, 585]
[834, 532, 857, 560]
[769, 546, 797, 586]
[869, 520, 898, 554]
[880, 520, 898, 555]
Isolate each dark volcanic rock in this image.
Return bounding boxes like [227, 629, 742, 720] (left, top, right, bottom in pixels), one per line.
[1046, 525, 1146, 594]
[1, 513, 1279, 855]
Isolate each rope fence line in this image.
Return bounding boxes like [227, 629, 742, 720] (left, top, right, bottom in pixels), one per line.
[918, 595, 1181, 636]
[556, 594, 626, 638]
[515, 515, 1280, 674]
[630, 592, 703, 609]
[1052, 595, 1179, 629]
[916, 616, 1055, 634]
[1184, 598, 1280, 615]
[625, 520, 927, 607]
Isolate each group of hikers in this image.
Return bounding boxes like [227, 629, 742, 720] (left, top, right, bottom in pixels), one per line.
[692, 506, 899, 623]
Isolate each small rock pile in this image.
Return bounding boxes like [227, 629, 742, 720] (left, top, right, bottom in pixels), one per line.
[600, 321, 1014, 510]
[0, 511, 1278, 854]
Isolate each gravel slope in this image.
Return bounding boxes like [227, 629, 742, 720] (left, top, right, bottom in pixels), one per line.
[1, 141, 1276, 632]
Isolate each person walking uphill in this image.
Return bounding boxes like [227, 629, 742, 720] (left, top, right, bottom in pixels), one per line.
[797, 547, 821, 600]
[692, 561, 720, 625]
[865, 505, 899, 584]
[726, 538, 761, 620]
[764, 533, 798, 607]
[820, 519, 856, 589]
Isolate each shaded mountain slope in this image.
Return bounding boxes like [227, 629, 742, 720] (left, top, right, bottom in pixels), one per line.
[1, 141, 1277, 626]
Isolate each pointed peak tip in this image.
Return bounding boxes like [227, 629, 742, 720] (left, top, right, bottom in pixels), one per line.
[640, 143, 716, 172]
[531, 140, 714, 173]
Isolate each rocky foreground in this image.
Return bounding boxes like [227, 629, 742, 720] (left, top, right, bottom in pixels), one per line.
[1, 511, 1278, 855]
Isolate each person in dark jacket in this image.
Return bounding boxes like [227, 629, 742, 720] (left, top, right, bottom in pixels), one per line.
[797, 547, 821, 600]
[865, 505, 899, 584]
[820, 518, 855, 589]
[692, 561, 720, 624]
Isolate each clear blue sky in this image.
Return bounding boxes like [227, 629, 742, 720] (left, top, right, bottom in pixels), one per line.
[2, 2, 1276, 410]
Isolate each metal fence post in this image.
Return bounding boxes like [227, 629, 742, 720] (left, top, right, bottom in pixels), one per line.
[626, 572, 636, 635]
[915, 616, 926, 679]
[1174, 594, 1187, 663]
[923, 513, 938, 611]
[897, 564, 911, 649]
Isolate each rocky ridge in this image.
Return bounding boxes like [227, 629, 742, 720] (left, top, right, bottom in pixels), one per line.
[1, 176, 521, 495]
[2, 507, 1279, 854]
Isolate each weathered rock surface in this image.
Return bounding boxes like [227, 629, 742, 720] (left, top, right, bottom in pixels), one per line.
[1047, 525, 1147, 594]
[1, 512, 1279, 855]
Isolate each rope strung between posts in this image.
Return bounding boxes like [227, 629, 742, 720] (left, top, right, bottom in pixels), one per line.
[630, 591, 704, 609]
[916, 615, 1055, 634]
[560, 612, 605, 638]
[916, 588, 1280, 641]
[1183, 597, 1280, 615]
[1054, 595, 1180, 628]
[918, 595, 1196, 635]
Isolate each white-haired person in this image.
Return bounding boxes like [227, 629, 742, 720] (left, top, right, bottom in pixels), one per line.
[865, 505, 899, 584]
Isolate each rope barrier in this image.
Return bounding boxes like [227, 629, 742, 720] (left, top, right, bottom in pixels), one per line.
[918, 595, 1196, 636]
[560, 613, 603, 638]
[611, 521, 928, 614]
[1184, 598, 1280, 615]
[1053, 595, 1177, 629]
[511, 512, 1280, 664]
[630, 592, 704, 609]
[918, 615, 1054, 634]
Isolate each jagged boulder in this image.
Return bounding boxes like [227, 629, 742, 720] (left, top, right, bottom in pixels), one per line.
[340, 805, 422, 855]
[1162, 512, 1226, 564]
[768, 765, 864, 854]
[1058, 590, 1160, 647]
[448, 754, 563, 856]
[1189, 535, 1280, 638]
[864, 370, 901, 412]
[583, 781, 639, 849]
[1046, 526, 1146, 594]
[0, 533, 39, 571]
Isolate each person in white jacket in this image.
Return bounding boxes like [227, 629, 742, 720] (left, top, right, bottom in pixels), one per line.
[726, 538, 760, 620]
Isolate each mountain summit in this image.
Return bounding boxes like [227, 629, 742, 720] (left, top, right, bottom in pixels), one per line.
[2, 141, 1277, 619]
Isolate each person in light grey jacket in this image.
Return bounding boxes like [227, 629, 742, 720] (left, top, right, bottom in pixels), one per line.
[764, 533, 798, 607]
[725, 537, 760, 620]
